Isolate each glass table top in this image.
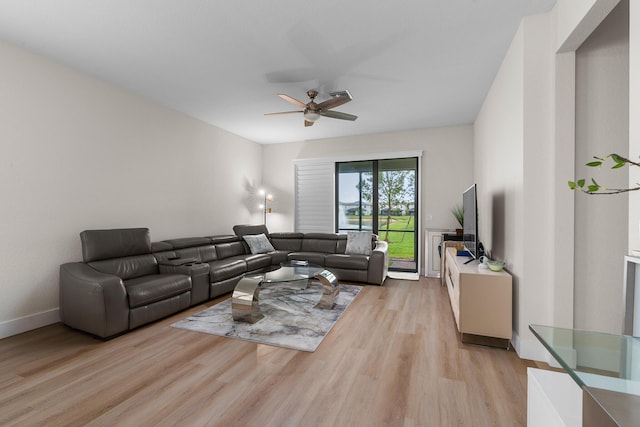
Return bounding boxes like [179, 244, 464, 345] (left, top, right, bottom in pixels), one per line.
[258, 261, 325, 284]
[530, 324, 640, 396]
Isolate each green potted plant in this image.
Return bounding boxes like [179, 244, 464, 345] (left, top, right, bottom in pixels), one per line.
[450, 204, 464, 235]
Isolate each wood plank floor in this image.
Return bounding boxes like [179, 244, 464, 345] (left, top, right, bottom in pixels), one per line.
[0, 277, 538, 426]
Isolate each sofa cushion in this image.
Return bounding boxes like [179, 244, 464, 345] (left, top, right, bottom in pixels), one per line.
[208, 258, 247, 282]
[270, 233, 303, 251]
[163, 237, 211, 250]
[233, 224, 270, 237]
[216, 242, 247, 259]
[81, 228, 151, 262]
[242, 233, 275, 254]
[208, 235, 240, 245]
[175, 245, 218, 262]
[88, 254, 158, 280]
[287, 252, 327, 266]
[345, 231, 373, 256]
[301, 234, 338, 254]
[243, 253, 272, 271]
[336, 234, 348, 253]
[325, 254, 369, 270]
[151, 241, 173, 252]
[269, 250, 290, 265]
[124, 274, 191, 308]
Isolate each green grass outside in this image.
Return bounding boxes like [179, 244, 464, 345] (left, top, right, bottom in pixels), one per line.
[344, 215, 415, 260]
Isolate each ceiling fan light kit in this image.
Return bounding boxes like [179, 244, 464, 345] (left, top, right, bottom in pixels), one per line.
[265, 89, 357, 127]
[303, 110, 321, 122]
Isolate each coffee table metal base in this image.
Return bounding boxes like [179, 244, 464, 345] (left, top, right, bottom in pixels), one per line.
[231, 276, 264, 323]
[314, 270, 339, 309]
[231, 270, 339, 323]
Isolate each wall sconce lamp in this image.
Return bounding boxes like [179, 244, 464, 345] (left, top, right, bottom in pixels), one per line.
[258, 189, 273, 225]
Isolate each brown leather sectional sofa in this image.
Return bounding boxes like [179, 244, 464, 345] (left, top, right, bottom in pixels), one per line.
[59, 225, 388, 339]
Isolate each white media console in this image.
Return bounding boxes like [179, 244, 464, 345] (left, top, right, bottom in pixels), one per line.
[442, 247, 513, 348]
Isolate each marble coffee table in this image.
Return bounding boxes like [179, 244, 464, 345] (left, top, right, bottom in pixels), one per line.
[232, 261, 339, 323]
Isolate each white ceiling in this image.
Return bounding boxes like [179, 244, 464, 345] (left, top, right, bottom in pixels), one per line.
[0, 0, 556, 144]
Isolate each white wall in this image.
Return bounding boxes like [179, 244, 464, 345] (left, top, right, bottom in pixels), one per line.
[520, 13, 556, 355]
[262, 126, 474, 273]
[0, 40, 263, 338]
[629, 1, 640, 254]
[474, 0, 637, 361]
[474, 25, 524, 266]
[574, 0, 629, 333]
[556, 0, 621, 51]
[474, 13, 556, 360]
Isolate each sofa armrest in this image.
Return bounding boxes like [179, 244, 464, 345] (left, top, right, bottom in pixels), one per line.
[158, 257, 198, 267]
[367, 240, 389, 285]
[159, 262, 208, 275]
[159, 262, 210, 305]
[59, 262, 129, 339]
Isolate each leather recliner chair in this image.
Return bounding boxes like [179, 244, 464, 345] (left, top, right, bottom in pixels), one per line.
[59, 228, 192, 338]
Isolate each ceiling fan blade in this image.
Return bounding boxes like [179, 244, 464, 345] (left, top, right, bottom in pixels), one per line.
[278, 94, 307, 108]
[320, 110, 358, 121]
[304, 120, 315, 127]
[264, 110, 303, 116]
[316, 92, 353, 110]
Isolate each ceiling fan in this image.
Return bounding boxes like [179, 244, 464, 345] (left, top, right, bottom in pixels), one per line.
[265, 89, 358, 127]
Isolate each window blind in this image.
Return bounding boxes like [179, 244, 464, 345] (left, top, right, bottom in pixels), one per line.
[294, 161, 334, 233]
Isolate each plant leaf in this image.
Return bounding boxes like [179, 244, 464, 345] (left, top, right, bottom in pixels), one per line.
[612, 162, 625, 169]
[587, 184, 600, 192]
[586, 161, 602, 167]
[577, 179, 585, 188]
[568, 181, 576, 189]
[610, 154, 625, 163]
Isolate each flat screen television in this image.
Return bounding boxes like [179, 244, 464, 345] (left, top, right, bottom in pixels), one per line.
[462, 184, 478, 259]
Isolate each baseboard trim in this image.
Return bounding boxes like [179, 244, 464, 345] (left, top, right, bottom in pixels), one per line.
[461, 333, 510, 349]
[512, 330, 552, 362]
[0, 308, 60, 339]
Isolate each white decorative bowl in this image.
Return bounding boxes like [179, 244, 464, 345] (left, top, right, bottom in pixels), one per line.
[486, 260, 505, 272]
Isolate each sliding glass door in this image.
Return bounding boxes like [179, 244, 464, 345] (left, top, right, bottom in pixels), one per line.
[336, 157, 418, 272]
[376, 158, 417, 272]
[336, 161, 374, 231]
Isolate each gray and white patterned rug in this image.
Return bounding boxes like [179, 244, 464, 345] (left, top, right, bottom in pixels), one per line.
[171, 283, 361, 352]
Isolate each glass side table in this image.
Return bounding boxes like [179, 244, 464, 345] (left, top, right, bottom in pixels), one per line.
[530, 324, 640, 426]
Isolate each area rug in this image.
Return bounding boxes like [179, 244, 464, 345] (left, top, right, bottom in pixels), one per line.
[171, 283, 361, 352]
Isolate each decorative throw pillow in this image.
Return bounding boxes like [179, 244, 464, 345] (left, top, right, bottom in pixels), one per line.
[345, 231, 373, 256]
[242, 233, 275, 254]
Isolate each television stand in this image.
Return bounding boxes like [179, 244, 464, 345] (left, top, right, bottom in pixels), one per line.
[442, 247, 512, 348]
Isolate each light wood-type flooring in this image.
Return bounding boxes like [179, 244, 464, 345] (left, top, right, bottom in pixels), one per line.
[0, 277, 539, 426]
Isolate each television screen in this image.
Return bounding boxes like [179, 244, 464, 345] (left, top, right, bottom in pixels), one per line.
[462, 184, 478, 259]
